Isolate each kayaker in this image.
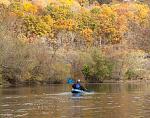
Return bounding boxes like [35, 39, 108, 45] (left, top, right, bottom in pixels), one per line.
[72, 79, 87, 91]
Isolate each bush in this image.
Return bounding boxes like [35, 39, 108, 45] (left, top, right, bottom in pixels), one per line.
[82, 64, 90, 80]
[125, 69, 137, 80]
[82, 48, 114, 82]
[0, 27, 70, 85]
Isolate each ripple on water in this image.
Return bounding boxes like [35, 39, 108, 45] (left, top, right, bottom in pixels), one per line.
[71, 106, 86, 108]
[133, 96, 141, 99]
[15, 113, 28, 118]
[83, 107, 98, 110]
[1, 104, 10, 107]
[0, 113, 13, 117]
[23, 103, 33, 106]
[44, 92, 71, 96]
[107, 103, 113, 105]
[4, 96, 27, 99]
[16, 109, 28, 113]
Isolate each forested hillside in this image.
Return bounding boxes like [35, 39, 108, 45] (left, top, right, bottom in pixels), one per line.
[0, 0, 150, 85]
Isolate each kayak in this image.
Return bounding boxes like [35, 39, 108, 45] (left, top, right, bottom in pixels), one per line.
[71, 89, 85, 93]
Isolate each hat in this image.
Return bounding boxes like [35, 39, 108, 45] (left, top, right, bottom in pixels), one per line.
[77, 79, 80, 82]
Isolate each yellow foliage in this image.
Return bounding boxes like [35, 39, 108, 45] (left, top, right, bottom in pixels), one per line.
[42, 15, 54, 26]
[23, 15, 54, 37]
[23, 2, 38, 14]
[47, 5, 74, 20]
[5, 1, 150, 45]
[134, 4, 149, 26]
[113, 3, 150, 27]
[54, 19, 77, 31]
[47, 0, 74, 6]
[9, 2, 24, 17]
[76, 10, 97, 30]
[94, 5, 126, 43]
[93, 3, 150, 43]
[58, 0, 74, 5]
[9, 2, 38, 16]
[101, 5, 117, 17]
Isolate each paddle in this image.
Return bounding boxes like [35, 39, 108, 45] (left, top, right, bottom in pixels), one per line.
[66, 78, 75, 84]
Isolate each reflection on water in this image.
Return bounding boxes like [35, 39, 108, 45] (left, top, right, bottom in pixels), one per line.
[0, 83, 150, 118]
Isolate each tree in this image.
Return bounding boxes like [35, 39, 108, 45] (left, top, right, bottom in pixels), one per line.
[82, 48, 114, 82]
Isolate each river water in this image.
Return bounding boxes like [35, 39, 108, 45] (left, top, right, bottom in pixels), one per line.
[0, 82, 150, 118]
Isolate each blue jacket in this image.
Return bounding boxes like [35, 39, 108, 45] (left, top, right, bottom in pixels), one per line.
[72, 83, 81, 89]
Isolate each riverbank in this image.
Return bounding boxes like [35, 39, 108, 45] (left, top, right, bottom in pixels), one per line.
[103, 79, 150, 83]
[0, 78, 150, 87]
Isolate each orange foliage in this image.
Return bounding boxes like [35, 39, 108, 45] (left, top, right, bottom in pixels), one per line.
[81, 28, 93, 42]
[54, 19, 77, 31]
[4, 1, 150, 45]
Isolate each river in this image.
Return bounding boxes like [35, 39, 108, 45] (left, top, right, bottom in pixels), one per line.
[0, 82, 150, 118]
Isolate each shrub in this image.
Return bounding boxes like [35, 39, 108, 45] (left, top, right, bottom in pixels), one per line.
[82, 64, 90, 80]
[82, 48, 114, 82]
[125, 69, 137, 80]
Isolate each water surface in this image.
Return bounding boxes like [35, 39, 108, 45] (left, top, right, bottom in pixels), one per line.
[0, 83, 150, 118]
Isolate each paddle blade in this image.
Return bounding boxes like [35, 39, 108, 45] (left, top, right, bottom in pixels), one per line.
[67, 78, 75, 84]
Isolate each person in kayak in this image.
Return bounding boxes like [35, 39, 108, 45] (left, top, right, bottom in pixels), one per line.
[72, 79, 87, 91]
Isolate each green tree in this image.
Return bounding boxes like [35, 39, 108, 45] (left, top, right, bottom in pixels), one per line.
[82, 49, 114, 82]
